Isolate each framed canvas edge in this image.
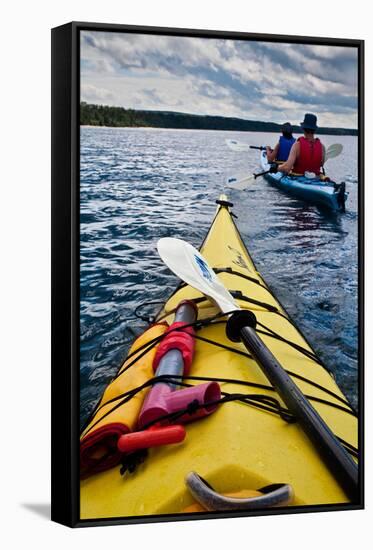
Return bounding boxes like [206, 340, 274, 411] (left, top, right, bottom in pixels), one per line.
[357, 38, 365, 509]
[51, 21, 365, 528]
[51, 22, 80, 528]
[58, 20, 364, 47]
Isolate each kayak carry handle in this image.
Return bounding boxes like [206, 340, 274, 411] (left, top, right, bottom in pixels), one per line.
[226, 310, 359, 501]
[185, 472, 293, 511]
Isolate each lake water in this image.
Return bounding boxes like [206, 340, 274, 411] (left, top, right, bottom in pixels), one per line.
[80, 126, 359, 426]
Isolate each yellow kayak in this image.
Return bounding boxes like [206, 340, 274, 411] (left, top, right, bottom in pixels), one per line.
[80, 195, 357, 520]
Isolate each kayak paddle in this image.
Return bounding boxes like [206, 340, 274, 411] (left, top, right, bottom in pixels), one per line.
[225, 139, 256, 152]
[227, 170, 271, 190]
[226, 139, 343, 163]
[324, 143, 343, 162]
[157, 237, 359, 501]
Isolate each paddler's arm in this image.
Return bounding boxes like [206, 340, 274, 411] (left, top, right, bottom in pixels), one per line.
[266, 143, 279, 163]
[277, 141, 299, 173]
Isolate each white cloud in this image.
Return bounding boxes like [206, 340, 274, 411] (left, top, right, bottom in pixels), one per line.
[80, 31, 358, 129]
[81, 84, 114, 102]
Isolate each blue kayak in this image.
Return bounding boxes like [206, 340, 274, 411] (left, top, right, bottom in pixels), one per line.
[260, 151, 348, 211]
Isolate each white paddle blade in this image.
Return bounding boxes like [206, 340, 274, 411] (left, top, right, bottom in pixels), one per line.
[325, 143, 343, 162]
[157, 237, 239, 314]
[225, 139, 251, 152]
[226, 173, 255, 190]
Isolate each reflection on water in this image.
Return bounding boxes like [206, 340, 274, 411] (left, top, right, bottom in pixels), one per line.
[80, 127, 359, 425]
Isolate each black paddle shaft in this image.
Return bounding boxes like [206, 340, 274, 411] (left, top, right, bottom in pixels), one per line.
[225, 312, 358, 501]
[254, 169, 271, 179]
[239, 325, 358, 500]
[249, 145, 266, 151]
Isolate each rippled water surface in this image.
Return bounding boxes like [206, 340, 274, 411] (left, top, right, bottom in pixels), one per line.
[80, 127, 359, 425]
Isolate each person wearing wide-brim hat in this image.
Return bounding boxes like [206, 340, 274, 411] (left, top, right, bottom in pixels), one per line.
[269, 113, 326, 176]
[266, 122, 296, 163]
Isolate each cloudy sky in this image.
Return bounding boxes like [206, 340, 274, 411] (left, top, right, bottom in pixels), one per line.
[81, 31, 358, 128]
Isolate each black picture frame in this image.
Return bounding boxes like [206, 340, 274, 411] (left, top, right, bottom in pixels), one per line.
[51, 21, 364, 528]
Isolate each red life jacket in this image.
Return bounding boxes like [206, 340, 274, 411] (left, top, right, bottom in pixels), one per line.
[293, 136, 323, 175]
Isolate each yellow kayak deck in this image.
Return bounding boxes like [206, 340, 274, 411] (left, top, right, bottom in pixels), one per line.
[80, 196, 357, 519]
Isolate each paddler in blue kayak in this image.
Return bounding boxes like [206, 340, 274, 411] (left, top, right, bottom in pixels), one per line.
[270, 113, 325, 176]
[266, 122, 295, 163]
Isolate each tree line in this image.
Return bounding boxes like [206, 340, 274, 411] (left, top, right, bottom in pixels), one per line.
[80, 102, 358, 136]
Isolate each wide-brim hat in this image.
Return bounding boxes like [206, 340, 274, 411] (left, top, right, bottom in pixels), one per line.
[300, 113, 318, 131]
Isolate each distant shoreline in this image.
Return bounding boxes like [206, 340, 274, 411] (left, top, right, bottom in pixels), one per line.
[80, 125, 357, 138]
[80, 102, 358, 136]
